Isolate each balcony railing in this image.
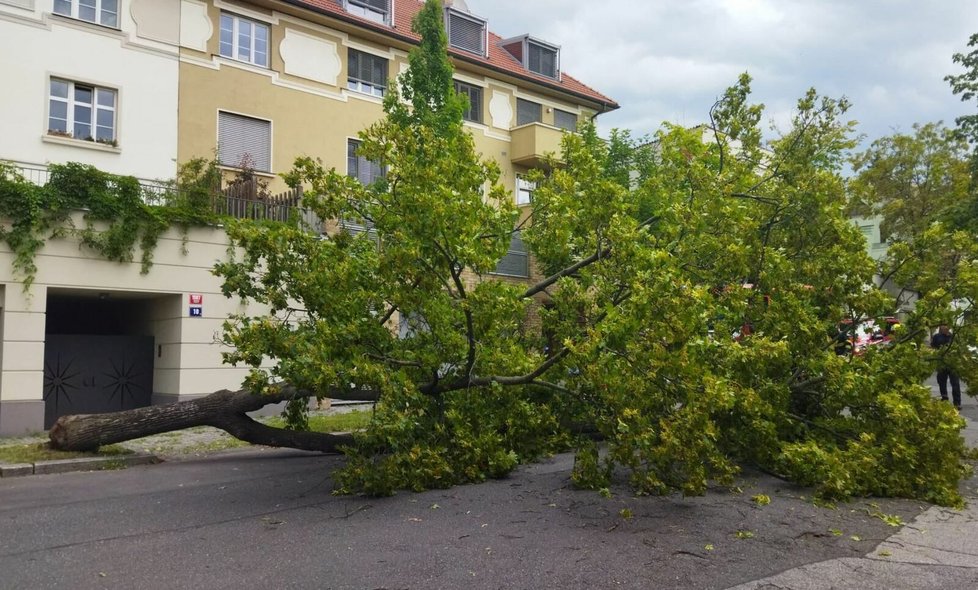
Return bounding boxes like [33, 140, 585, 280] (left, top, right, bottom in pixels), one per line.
[2, 161, 319, 227]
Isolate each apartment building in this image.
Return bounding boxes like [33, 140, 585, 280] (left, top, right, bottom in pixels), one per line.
[0, 0, 617, 434]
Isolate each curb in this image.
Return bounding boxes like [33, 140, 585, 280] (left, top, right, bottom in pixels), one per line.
[0, 453, 159, 478]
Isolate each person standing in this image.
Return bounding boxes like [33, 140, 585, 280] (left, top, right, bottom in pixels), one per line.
[931, 325, 961, 409]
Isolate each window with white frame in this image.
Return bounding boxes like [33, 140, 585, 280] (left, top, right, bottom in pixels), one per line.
[454, 80, 483, 124]
[345, 0, 390, 24]
[53, 0, 119, 28]
[516, 176, 535, 206]
[347, 49, 388, 97]
[48, 78, 117, 144]
[219, 13, 269, 67]
[218, 111, 271, 172]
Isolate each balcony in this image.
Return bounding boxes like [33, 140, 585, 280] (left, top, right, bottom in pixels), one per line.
[509, 122, 566, 168]
[3, 161, 317, 227]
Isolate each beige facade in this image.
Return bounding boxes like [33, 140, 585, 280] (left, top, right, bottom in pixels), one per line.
[0, 214, 259, 434]
[176, 0, 604, 200]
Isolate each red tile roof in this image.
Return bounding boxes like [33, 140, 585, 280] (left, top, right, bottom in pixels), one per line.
[282, 0, 619, 110]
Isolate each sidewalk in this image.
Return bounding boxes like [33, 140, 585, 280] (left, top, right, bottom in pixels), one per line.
[727, 409, 978, 589]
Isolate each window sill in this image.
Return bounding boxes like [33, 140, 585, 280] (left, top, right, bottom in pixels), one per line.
[216, 54, 270, 70]
[42, 134, 121, 153]
[49, 12, 123, 35]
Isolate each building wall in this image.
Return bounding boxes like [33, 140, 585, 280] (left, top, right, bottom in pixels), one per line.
[0, 0, 180, 180]
[177, 0, 593, 204]
[0, 212, 259, 434]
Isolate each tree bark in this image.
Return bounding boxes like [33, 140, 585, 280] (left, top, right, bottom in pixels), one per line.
[49, 385, 364, 453]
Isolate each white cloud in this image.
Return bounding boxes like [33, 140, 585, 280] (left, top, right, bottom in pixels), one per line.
[469, 0, 978, 144]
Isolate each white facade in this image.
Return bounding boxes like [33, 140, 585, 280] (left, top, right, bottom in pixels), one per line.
[0, 0, 181, 180]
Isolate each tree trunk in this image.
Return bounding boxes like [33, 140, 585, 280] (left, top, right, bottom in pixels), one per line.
[49, 385, 368, 453]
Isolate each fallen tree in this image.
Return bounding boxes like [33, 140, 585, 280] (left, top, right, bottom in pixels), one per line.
[38, 2, 974, 506]
[49, 385, 367, 452]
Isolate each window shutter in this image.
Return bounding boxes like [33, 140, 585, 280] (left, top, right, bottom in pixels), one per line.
[516, 99, 542, 126]
[528, 42, 557, 78]
[360, 0, 388, 10]
[554, 109, 578, 131]
[494, 231, 529, 277]
[448, 12, 485, 55]
[218, 112, 271, 172]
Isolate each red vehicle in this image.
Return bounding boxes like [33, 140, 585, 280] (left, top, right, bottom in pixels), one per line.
[853, 317, 900, 354]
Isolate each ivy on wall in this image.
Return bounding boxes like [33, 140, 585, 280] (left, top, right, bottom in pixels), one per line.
[0, 160, 222, 291]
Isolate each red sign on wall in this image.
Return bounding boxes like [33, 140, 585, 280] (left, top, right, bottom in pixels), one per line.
[189, 294, 203, 305]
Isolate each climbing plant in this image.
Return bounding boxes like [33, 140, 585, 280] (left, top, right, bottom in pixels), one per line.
[0, 159, 221, 290]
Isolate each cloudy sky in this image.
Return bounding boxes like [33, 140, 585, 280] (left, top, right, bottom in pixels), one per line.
[468, 0, 977, 146]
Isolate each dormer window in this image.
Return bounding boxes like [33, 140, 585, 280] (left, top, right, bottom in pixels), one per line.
[501, 36, 561, 80]
[528, 41, 558, 79]
[344, 0, 390, 25]
[445, 7, 487, 56]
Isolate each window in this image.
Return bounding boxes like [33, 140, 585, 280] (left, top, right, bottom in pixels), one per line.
[219, 13, 269, 67]
[48, 78, 116, 144]
[516, 176, 535, 206]
[446, 9, 486, 55]
[516, 98, 542, 126]
[454, 81, 483, 124]
[345, 0, 390, 25]
[347, 139, 385, 186]
[554, 109, 578, 131]
[218, 111, 271, 172]
[343, 139, 385, 237]
[493, 231, 529, 278]
[347, 49, 388, 97]
[53, 0, 119, 28]
[527, 41, 558, 79]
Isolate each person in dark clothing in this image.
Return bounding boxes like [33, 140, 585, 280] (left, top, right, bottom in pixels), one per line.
[931, 325, 961, 409]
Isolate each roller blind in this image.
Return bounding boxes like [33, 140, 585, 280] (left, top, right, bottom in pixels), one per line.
[218, 111, 271, 172]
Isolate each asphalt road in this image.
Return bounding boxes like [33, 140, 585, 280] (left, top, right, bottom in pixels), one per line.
[1, 444, 966, 590]
[1, 383, 975, 590]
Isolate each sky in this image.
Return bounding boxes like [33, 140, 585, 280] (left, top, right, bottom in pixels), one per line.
[466, 0, 978, 147]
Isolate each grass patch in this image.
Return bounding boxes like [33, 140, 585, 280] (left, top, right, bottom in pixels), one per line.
[0, 443, 131, 464]
[265, 409, 371, 433]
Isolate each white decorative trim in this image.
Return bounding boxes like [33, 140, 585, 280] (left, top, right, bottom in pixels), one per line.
[489, 90, 513, 130]
[453, 71, 487, 87]
[280, 28, 341, 86]
[179, 0, 212, 52]
[0, 0, 34, 10]
[213, 0, 279, 25]
[181, 55, 348, 102]
[343, 38, 395, 59]
[42, 134, 122, 153]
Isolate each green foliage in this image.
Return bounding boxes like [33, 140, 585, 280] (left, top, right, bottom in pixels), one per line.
[946, 33, 978, 150]
[0, 157, 224, 291]
[850, 122, 972, 238]
[214, 2, 971, 506]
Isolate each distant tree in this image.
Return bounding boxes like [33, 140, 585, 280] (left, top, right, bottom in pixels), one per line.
[850, 122, 971, 241]
[946, 33, 978, 152]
